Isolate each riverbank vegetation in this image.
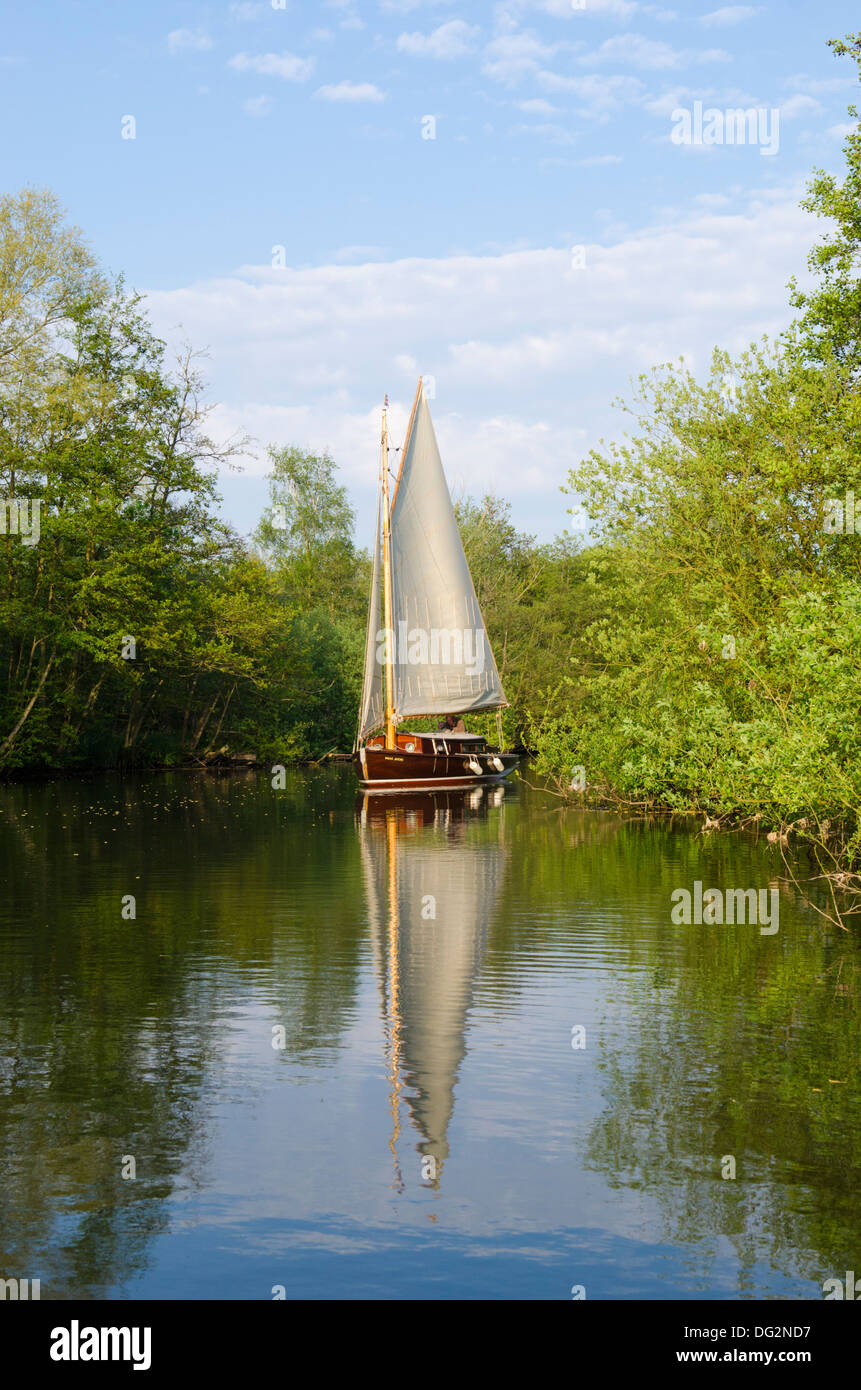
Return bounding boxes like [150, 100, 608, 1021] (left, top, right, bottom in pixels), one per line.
[2, 35, 860, 901]
[529, 31, 861, 908]
[0, 191, 370, 771]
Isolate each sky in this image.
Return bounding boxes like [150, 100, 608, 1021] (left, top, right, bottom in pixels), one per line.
[1, 0, 858, 546]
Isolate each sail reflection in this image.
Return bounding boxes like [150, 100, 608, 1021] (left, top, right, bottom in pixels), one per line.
[358, 786, 509, 1190]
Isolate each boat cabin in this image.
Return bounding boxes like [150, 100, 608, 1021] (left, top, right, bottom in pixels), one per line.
[365, 731, 488, 756]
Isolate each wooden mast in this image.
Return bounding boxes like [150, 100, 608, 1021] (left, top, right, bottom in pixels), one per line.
[380, 398, 397, 750]
[385, 808, 404, 1190]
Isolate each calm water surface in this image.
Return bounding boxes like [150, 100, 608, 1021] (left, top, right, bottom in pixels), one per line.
[1, 768, 859, 1300]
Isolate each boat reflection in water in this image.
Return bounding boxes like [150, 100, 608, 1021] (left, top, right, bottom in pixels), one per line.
[357, 784, 509, 1191]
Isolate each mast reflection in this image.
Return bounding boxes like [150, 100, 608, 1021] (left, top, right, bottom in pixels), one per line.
[358, 785, 509, 1191]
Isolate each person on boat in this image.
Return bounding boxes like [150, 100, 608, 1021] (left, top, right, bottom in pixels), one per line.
[437, 714, 466, 733]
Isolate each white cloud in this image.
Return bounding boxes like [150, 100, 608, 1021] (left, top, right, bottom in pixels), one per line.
[243, 95, 272, 117]
[644, 86, 714, 117]
[397, 20, 480, 60]
[778, 94, 822, 120]
[827, 121, 857, 141]
[143, 187, 815, 539]
[516, 98, 560, 116]
[587, 33, 731, 70]
[229, 2, 266, 20]
[537, 71, 645, 120]
[315, 81, 387, 102]
[644, 85, 761, 117]
[482, 31, 560, 85]
[228, 50, 314, 80]
[513, 0, 640, 15]
[695, 191, 732, 207]
[168, 29, 214, 54]
[784, 73, 858, 95]
[591, 33, 680, 69]
[380, 0, 457, 10]
[700, 6, 759, 25]
[578, 153, 623, 165]
[512, 121, 577, 144]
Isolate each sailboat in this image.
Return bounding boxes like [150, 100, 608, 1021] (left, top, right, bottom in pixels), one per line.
[353, 380, 520, 790]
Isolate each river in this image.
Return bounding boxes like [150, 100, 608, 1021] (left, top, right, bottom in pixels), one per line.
[0, 767, 858, 1299]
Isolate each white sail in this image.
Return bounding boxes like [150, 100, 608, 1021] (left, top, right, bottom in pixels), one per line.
[388, 383, 507, 719]
[357, 500, 384, 741]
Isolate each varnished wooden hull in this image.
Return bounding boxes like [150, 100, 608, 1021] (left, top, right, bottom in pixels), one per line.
[353, 746, 519, 789]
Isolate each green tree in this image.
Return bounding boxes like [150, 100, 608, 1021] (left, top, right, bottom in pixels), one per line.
[527, 32, 861, 894]
[790, 32, 861, 375]
[255, 445, 363, 621]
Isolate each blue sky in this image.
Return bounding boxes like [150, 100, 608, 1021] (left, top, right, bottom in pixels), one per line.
[2, 0, 858, 544]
